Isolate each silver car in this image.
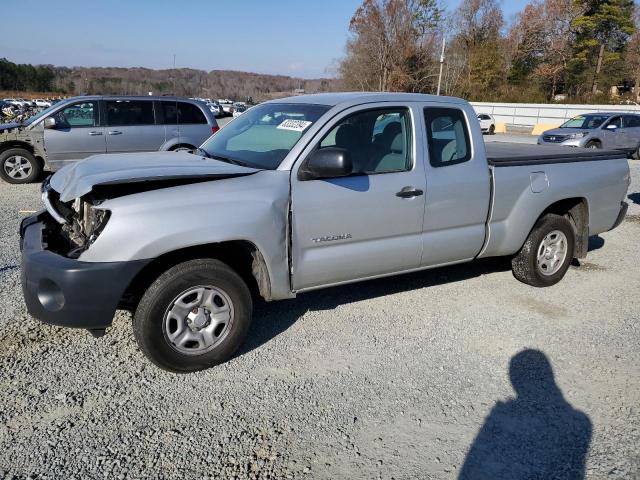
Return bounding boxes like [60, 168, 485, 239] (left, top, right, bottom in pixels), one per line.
[538, 112, 640, 158]
[0, 96, 219, 183]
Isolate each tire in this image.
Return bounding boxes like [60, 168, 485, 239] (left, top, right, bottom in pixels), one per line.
[585, 140, 601, 149]
[489, 124, 495, 135]
[133, 259, 253, 373]
[511, 214, 575, 287]
[171, 145, 196, 153]
[632, 144, 640, 160]
[0, 148, 42, 184]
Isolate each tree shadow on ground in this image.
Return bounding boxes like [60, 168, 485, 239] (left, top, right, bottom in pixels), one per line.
[458, 349, 592, 480]
[235, 257, 512, 357]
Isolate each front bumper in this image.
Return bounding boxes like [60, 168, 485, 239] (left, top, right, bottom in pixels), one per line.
[20, 213, 149, 329]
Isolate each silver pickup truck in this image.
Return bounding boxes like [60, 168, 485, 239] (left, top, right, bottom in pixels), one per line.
[20, 93, 631, 372]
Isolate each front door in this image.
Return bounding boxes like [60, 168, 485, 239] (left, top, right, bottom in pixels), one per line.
[291, 104, 426, 290]
[43, 100, 105, 167]
[103, 99, 165, 153]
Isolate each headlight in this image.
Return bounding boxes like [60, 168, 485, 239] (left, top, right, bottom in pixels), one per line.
[567, 132, 588, 139]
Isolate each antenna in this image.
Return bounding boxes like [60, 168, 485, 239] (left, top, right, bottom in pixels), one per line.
[436, 36, 445, 96]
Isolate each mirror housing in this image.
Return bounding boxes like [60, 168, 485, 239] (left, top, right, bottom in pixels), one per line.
[299, 147, 353, 181]
[606, 123, 617, 130]
[43, 117, 56, 129]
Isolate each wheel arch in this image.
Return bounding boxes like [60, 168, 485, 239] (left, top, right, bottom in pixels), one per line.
[0, 140, 36, 156]
[120, 240, 272, 311]
[537, 197, 590, 258]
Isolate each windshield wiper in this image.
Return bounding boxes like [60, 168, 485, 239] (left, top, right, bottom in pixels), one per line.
[209, 154, 249, 167]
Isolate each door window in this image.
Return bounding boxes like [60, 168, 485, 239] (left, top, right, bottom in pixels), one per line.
[53, 101, 97, 128]
[318, 108, 412, 174]
[623, 115, 640, 128]
[606, 116, 622, 129]
[424, 108, 471, 167]
[161, 102, 207, 124]
[105, 100, 155, 126]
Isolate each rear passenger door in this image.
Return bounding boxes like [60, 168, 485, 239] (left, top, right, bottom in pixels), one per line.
[103, 99, 165, 153]
[420, 106, 491, 266]
[622, 115, 640, 150]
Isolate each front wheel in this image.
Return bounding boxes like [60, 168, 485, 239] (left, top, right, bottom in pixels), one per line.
[133, 259, 253, 372]
[489, 124, 495, 135]
[585, 140, 601, 149]
[511, 214, 575, 287]
[0, 148, 42, 184]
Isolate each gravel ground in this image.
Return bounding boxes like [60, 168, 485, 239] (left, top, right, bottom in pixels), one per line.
[0, 157, 638, 479]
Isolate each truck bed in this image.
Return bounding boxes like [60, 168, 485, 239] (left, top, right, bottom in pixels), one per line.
[486, 142, 627, 167]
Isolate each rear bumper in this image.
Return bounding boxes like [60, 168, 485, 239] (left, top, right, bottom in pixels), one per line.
[609, 201, 629, 231]
[20, 214, 149, 329]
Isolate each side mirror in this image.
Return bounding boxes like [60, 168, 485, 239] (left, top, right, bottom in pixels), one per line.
[606, 124, 618, 130]
[43, 117, 56, 129]
[299, 147, 353, 181]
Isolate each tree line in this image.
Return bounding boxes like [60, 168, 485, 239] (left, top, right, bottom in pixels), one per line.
[0, 58, 337, 101]
[0, 58, 57, 93]
[339, 0, 640, 103]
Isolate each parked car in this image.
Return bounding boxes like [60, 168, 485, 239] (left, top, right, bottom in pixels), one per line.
[232, 104, 248, 117]
[21, 92, 630, 372]
[207, 103, 224, 117]
[34, 99, 52, 108]
[3, 98, 22, 106]
[222, 103, 235, 116]
[537, 112, 640, 158]
[477, 113, 495, 134]
[0, 96, 219, 183]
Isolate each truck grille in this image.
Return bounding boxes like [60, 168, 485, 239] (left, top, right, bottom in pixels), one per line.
[542, 134, 567, 143]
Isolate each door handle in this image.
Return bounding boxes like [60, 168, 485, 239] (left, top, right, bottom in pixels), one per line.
[108, 130, 122, 135]
[396, 186, 424, 198]
[88, 131, 103, 136]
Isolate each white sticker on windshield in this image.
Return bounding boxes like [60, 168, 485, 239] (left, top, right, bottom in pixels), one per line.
[277, 119, 312, 132]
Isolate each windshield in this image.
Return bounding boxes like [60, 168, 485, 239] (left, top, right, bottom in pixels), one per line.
[560, 115, 609, 129]
[23, 102, 64, 126]
[199, 103, 330, 169]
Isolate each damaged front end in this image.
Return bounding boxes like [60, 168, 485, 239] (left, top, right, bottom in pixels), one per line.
[41, 179, 111, 258]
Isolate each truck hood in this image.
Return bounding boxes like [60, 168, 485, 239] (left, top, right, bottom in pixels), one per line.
[0, 122, 22, 133]
[50, 151, 260, 202]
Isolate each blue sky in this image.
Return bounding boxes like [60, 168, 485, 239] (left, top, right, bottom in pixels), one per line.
[3, 0, 530, 78]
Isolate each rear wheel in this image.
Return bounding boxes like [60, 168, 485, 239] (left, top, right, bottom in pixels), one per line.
[511, 214, 575, 287]
[0, 148, 41, 184]
[585, 140, 601, 149]
[133, 259, 253, 372]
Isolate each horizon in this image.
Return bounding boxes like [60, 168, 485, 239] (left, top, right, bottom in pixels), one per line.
[3, 0, 530, 79]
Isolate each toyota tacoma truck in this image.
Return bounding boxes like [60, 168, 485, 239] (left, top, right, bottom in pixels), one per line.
[20, 93, 631, 372]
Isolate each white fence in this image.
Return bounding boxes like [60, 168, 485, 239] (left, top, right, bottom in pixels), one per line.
[470, 101, 640, 127]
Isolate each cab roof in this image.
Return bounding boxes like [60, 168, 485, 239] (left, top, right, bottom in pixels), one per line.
[266, 92, 468, 108]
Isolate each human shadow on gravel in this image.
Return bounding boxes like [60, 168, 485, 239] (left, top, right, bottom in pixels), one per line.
[236, 257, 511, 358]
[628, 192, 640, 205]
[458, 349, 592, 480]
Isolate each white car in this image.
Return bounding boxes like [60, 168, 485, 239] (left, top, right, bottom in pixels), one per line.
[232, 105, 248, 117]
[3, 98, 23, 107]
[206, 103, 224, 117]
[477, 114, 496, 134]
[34, 99, 52, 108]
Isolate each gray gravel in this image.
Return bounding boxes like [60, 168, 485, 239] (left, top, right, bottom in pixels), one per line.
[0, 160, 639, 479]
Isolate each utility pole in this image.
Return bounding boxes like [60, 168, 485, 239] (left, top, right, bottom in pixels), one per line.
[436, 36, 445, 96]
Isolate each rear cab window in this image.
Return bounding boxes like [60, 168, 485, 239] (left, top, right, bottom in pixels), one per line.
[424, 107, 471, 167]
